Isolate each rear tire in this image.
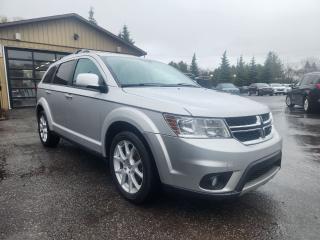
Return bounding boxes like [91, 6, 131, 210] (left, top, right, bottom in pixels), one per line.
[286, 95, 294, 108]
[37, 111, 60, 147]
[109, 131, 159, 204]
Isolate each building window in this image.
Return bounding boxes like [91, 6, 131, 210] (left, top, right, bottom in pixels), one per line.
[5, 48, 69, 108]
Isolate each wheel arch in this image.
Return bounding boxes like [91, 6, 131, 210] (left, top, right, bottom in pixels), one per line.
[36, 98, 54, 130]
[101, 107, 160, 157]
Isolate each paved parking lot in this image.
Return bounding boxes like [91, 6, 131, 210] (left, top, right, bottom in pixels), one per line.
[0, 95, 319, 240]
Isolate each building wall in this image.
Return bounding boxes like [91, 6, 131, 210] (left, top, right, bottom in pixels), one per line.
[0, 18, 140, 55]
[0, 17, 143, 110]
[0, 51, 9, 110]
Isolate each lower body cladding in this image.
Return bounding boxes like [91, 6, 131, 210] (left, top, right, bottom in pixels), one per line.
[144, 130, 282, 198]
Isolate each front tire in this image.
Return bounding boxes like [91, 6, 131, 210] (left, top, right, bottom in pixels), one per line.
[110, 131, 159, 204]
[303, 97, 313, 113]
[38, 111, 60, 147]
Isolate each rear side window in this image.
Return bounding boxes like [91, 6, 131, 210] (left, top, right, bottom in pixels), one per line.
[301, 75, 313, 85]
[42, 66, 57, 83]
[52, 60, 76, 85]
[73, 58, 103, 86]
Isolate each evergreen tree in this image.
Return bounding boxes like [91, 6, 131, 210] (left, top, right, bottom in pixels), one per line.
[118, 25, 135, 45]
[169, 61, 179, 69]
[169, 61, 188, 73]
[234, 55, 247, 86]
[248, 57, 258, 84]
[190, 53, 199, 77]
[219, 51, 232, 83]
[88, 7, 97, 25]
[0, 16, 8, 23]
[178, 61, 188, 73]
[304, 61, 311, 73]
[262, 52, 284, 83]
[311, 62, 318, 72]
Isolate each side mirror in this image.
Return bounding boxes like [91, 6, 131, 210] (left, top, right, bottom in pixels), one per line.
[76, 73, 108, 93]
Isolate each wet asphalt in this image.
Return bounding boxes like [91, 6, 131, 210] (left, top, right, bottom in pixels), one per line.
[0, 95, 319, 240]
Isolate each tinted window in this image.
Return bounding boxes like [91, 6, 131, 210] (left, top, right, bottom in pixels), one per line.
[43, 66, 57, 83]
[301, 75, 313, 85]
[53, 61, 76, 85]
[8, 60, 33, 69]
[256, 83, 269, 87]
[34, 52, 56, 61]
[73, 58, 103, 85]
[7, 49, 32, 60]
[220, 83, 236, 88]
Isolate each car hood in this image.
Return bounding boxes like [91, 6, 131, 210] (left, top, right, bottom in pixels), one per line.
[122, 87, 269, 117]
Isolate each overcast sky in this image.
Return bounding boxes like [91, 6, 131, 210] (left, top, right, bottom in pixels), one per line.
[2, 0, 320, 69]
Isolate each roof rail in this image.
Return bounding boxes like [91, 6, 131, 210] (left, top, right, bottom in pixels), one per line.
[74, 49, 91, 54]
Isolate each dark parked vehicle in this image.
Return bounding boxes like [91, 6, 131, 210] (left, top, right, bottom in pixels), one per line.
[248, 83, 273, 96]
[286, 72, 320, 113]
[239, 86, 249, 94]
[215, 83, 240, 94]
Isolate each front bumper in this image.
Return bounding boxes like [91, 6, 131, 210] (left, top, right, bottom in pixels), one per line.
[273, 89, 285, 93]
[144, 129, 282, 197]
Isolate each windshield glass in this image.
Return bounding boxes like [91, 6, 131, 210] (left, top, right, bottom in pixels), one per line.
[257, 83, 270, 87]
[101, 56, 198, 87]
[220, 83, 236, 88]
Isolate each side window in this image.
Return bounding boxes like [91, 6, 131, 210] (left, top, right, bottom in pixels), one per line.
[301, 75, 313, 85]
[42, 66, 57, 83]
[52, 60, 76, 85]
[310, 75, 319, 84]
[73, 58, 104, 86]
[300, 76, 307, 85]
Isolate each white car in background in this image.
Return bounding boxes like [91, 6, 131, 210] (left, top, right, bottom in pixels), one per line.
[282, 84, 292, 94]
[270, 83, 286, 95]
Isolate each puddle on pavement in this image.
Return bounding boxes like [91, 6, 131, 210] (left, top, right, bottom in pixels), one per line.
[285, 107, 320, 162]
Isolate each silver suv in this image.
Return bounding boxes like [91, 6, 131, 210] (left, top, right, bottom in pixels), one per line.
[36, 50, 282, 203]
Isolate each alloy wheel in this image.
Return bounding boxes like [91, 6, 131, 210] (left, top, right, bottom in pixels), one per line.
[39, 115, 48, 142]
[304, 98, 309, 112]
[113, 140, 143, 194]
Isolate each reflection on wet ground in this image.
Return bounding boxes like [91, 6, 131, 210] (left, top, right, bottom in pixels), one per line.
[0, 98, 319, 240]
[284, 106, 320, 161]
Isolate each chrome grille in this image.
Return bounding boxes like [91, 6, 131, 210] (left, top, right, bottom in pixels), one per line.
[225, 113, 273, 145]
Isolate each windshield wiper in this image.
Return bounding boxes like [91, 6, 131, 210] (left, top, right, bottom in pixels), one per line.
[121, 83, 165, 87]
[170, 83, 200, 87]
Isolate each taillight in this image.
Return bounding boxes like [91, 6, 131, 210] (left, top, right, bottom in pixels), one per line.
[316, 83, 320, 89]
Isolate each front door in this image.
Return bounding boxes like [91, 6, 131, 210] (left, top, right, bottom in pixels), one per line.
[65, 57, 108, 153]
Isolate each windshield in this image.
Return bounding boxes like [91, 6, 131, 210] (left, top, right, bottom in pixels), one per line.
[219, 83, 236, 88]
[101, 56, 198, 87]
[257, 83, 270, 87]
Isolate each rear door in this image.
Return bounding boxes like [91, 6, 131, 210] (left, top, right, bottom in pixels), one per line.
[49, 60, 76, 132]
[296, 75, 313, 105]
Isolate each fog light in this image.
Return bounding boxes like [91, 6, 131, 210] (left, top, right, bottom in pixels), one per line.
[199, 172, 232, 190]
[210, 176, 218, 187]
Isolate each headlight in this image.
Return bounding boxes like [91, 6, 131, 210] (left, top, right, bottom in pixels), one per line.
[163, 114, 231, 138]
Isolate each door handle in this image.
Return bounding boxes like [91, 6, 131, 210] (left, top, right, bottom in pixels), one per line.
[45, 90, 51, 94]
[64, 93, 73, 99]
